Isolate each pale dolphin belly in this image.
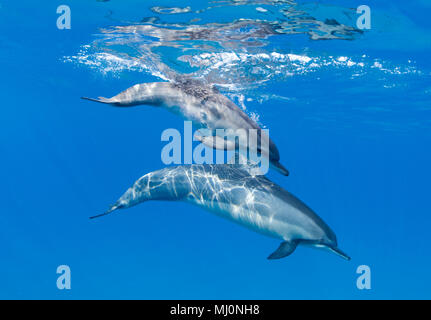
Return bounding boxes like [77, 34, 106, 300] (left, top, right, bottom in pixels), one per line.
[82, 80, 288, 176]
[174, 165, 324, 241]
[93, 164, 349, 260]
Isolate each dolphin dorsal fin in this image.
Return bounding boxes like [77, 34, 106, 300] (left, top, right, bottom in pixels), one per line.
[227, 153, 265, 176]
[267, 240, 299, 260]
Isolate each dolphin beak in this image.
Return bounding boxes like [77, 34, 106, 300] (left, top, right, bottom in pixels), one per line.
[271, 161, 290, 176]
[329, 247, 351, 261]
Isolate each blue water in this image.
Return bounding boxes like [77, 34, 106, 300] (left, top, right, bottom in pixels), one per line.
[1, 0, 430, 299]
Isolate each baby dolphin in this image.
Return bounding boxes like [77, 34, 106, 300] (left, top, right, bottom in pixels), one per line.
[92, 164, 350, 260]
[82, 79, 289, 176]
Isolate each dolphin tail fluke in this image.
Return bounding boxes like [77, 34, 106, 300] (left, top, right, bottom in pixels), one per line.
[272, 161, 290, 176]
[267, 240, 298, 259]
[81, 96, 113, 104]
[329, 247, 351, 261]
[89, 204, 120, 220]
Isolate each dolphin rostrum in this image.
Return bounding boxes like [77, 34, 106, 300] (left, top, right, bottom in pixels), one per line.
[82, 79, 289, 176]
[91, 164, 350, 260]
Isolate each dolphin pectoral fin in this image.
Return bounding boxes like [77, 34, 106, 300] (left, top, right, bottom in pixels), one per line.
[271, 161, 290, 177]
[267, 240, 298, 260]
[194, 133, 236, 151]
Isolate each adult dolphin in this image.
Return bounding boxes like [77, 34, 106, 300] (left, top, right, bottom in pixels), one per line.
[91, 164, 350, 260]
[82, 79, 289, 176]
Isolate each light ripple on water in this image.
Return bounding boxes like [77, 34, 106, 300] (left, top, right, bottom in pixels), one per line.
[64, 0, 430, 134]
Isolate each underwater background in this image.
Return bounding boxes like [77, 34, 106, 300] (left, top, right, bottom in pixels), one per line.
[0, 0, 430, 299]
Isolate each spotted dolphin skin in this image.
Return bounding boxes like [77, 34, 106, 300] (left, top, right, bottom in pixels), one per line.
[82, 79, 289, 176]
[92, 164, 350, 260]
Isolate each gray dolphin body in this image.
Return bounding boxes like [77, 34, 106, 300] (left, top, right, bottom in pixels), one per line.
[92, 164, 349, 260]
[82, 80, 289, 176]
